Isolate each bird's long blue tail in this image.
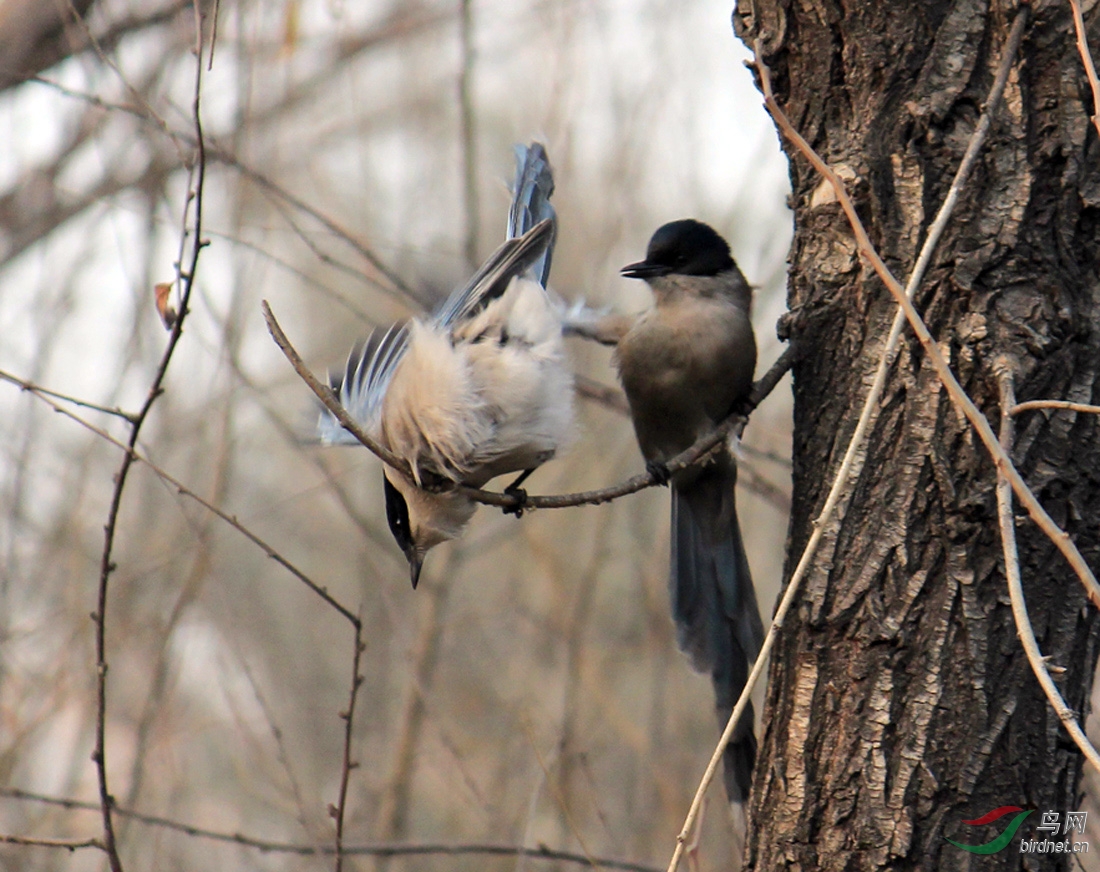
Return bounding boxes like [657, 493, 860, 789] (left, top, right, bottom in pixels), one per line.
[670, 454, 764, 803]
[508, 143, 556, 285]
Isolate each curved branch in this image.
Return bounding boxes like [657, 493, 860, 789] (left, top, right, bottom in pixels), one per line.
[88, 9, 213, 870]
[996, 372, 1100, 771]
[459, 345, 794, 510]
[261, 300, 413, 475]
[0, 788, 659, 872]
[264, 294, 793, 510]
[1011, 399, 1100, 416]
[4, 367, 370, 871]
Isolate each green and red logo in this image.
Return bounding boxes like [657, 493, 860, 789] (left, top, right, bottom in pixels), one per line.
[947, 806, 1034, 854]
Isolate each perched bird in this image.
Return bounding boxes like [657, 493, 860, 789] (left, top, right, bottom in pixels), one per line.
[615, 219, 764, 805]
[318, 144, 573, 588]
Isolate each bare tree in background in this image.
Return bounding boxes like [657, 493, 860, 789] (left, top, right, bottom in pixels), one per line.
[0, 1, 793, 871]
[735, 1, 1100, 869]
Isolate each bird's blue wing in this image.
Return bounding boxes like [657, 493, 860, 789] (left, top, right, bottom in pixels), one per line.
[317, 322, 410, 445]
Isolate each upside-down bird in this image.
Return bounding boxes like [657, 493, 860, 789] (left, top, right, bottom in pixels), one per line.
[318, 143, 573, 587]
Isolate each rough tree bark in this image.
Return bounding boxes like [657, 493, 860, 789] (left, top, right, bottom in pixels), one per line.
[736, 0, 1100, 869]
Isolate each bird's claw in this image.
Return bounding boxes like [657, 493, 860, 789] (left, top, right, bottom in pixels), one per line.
[503, 485, 528, 517]
[731, 396, 756, 419]
[646, 460, 671, 486]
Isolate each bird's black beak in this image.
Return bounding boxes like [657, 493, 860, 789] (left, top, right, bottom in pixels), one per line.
[621, 260, 671, 279]
[407, 550, 424, 589]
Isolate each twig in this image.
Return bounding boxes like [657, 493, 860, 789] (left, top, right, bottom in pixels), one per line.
[1011, 399, 1100, 416]
[25, 73, 418, 305]
[62, 0, 188, 167]
[0, 834, 103, 851]
[458, 346, 793, 510]
[375, 561, 456, 859]
[22, 70, 423, 308]
[753, 26, 1100, 607]
[664, 16, 1031, 871]
[333, 624, 365, 872]
[0, 788, 658, 871]
[1068, 0, 1100, 139]
[263, 195, 394, 302]
[87, 8, 210, 869]
[458, 0, 479, 269]
[207, 229, 378, 325]
[996, 371, 1100, 771]
[261, 300, 411, 474]
[207, 0, 220, 70]
[738, 463, 792, 515]
[0, 371, 137, 423]
[739, 442, 792, 468]
[234, 656, 316, 837]
[1, 0, 193, 92]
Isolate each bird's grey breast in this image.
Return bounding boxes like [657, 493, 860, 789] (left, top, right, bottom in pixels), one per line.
[615, 295, 755, 462]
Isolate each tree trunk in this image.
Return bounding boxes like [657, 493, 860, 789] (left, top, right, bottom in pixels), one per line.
[736, 0, 1100, 868]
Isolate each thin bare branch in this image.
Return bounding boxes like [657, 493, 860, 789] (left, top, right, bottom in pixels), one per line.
[1068, 0, 1100, 139]
[333, 624, 365, 872]
[0, 371, 137, 423]
[738, 463, 791, 515]
[87, 9, 209, 865]
[0, 834, 104, 851]
[0, 0, 192, 92]
[0, 789, 658, 871]
[262, 300, 411, 473]
[263, 195, 393, 301]
[6, 357, 372, 852]
[523, 720, 604, 872]
[228, 154, 422, 305]
[61, 0, 188, 167]
[207, 0, 220, 69]
[996, 371, 1100, 771]
[574, 374, 630, 415]
[459, 346, 793, 510]
[1011, 399, 1100, 416]
[21, 73, 426, 310]
[458, 0, 479, 269]
[739, 442, 792, 469]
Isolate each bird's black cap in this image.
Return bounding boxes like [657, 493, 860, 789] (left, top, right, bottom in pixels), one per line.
[621, 219, 735, 279]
